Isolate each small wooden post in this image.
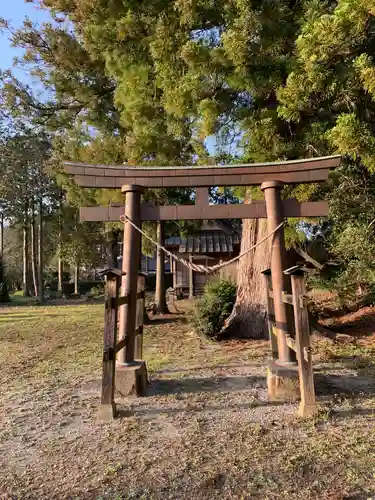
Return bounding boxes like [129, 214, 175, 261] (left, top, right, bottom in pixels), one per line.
[287, 267, 317, 417]
[98, 268, 124, 421]
[135, 273, 146, 359]
[262, 269, 278, 360]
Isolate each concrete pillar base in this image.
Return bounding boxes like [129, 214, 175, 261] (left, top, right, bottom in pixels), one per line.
[116, 361, 148, 397]
[267, 360, 300, 402]
[97, 402, 117, 421]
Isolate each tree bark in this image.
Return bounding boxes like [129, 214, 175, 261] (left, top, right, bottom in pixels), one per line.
[22, 223, 30, 297]
[58, 257, 63, 292]
[30, 217, 38, 297]
[222, 217, 272, 338]
[74, 263, 79, 295]
[37, 200, 44, 303]
[57, 194, 63, 293]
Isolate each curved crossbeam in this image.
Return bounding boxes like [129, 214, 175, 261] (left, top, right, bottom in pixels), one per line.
[64, 155, 341, 188]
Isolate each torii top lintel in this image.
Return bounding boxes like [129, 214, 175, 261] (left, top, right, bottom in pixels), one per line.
[64, 155, 341, 189]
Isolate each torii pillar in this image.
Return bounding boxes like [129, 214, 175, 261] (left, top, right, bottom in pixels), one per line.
[116, 184, 148, 396]
[261, 181, 299, 401]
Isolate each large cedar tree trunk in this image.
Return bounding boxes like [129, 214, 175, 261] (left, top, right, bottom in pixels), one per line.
[222, 217, 271, 338]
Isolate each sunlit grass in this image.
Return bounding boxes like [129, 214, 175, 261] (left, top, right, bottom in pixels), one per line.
[0, 304, 104, 386]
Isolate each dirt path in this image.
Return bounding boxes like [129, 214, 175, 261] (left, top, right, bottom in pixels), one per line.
[1, 303, 375, 499]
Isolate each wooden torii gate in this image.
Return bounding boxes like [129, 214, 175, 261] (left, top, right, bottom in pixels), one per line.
[65, 155, 341, 408]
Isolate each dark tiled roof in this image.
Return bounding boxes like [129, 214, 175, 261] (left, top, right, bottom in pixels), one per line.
[165, 231, 240, 253]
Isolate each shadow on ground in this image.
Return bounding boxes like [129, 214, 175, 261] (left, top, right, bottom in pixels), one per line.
[148, 374, 266, 396]
[117, 400, 286, 419]
[146, 316, 184, 325]
[154, 362, 263, 375]
[315, 372, 375, 396]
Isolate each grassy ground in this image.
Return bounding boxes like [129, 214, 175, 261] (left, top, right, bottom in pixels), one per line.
[1, 301, 375, 499]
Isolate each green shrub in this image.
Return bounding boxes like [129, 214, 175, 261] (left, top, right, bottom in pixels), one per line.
[190, 279, 236, 339]
[90, 285, 104, 297]
[329, 223, 375, 307]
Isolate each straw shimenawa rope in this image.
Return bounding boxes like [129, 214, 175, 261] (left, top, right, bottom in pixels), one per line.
[120, 215, 285, 275]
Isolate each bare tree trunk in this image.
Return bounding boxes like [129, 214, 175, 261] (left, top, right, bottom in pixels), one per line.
[57, 202, 63, 292]
[37, 200, 44, 303]
[222, 218, 272, 338]
[58, 258, 63, 293]
[30, 218, 38, 297]
[74, 264, 79, 295]
[22, 223, 30, 297]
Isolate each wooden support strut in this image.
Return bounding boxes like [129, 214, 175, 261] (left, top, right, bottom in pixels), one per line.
[285, 266, 317, 417]
[115, 325, 141, 353]
[282, 292, 294, 305]
[98, 268, 124, 421]
[117, 295, 129, 306]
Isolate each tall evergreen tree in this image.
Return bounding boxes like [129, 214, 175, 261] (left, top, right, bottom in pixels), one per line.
[40, 0, 310, 337]
[4, 0, 375, 334]
[0, 126, 58, 298]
